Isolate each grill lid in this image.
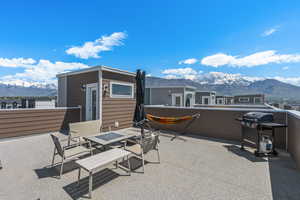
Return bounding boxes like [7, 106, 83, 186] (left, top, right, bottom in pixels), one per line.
[242, 112, 274, 123]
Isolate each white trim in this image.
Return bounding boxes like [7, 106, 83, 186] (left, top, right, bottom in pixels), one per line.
[146, 85, 197, 90]
[149, 88, 152, 105]
[98, 70, 103, 126]
[145, 105, 287, 112]
[171, 93, 183, 106]
[239, 97, 250, 103]
[56, 66, 135, 78]
[110, 81, 134, 98]
[184, 91, 195, 107]
[85, 83, 99, 121]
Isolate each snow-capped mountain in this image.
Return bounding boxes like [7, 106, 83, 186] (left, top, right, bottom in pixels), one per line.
[146, 76, 300, 102]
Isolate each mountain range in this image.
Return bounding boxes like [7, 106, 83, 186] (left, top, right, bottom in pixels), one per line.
[0, 76, 300, 103]
[146, 76, 300, 103]
[0, 83, 57, 97]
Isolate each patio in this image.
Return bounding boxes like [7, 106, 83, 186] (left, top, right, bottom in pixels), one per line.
[0, 128, 300, 200]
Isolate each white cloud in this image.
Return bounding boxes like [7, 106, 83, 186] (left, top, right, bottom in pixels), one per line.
[66, 32, 127, 59]
[162, 67, 198, 80]
[0, 59, 89, 86]
[272, 76, 300, 86]
[262, 26, 279, 37]
[282, 66, 289, 70]
[0, 58, 36, 68]
[201, 50, 300, 67]
[179, 58, 198, 65]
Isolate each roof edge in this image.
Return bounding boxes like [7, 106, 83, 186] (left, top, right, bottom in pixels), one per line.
[56, 65, 136, 78]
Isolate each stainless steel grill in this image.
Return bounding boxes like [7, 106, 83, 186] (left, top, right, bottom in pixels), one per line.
[236, 112, 286, 157]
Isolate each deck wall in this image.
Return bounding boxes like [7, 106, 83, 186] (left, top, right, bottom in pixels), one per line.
[288, 112, 300, 170]
[145, 106, 287, 149]
[0, 107, 80, 139]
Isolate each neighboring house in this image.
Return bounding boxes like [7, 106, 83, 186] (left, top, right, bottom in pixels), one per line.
[233, 94, 265, 105]
[0, 100, 21, 109]
[195, 91, 216, 105]
[56, 66, 136, 130]
[145, 86, 196, 107]
[35, 99, 56, 108]
[216, 95, 234, 105]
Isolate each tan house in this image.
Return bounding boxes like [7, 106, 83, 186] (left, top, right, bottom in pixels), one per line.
[56, 66, 136, 130]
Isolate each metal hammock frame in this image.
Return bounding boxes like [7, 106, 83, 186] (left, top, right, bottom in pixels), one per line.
[145, 113, 201, 141]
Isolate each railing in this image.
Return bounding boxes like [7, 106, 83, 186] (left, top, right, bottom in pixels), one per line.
[0, 107, 81, 139]
[145, 105, 300, 170]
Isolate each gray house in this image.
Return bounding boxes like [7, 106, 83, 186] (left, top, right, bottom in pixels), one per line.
[216, 95, 234, 105]
[233, 94, 265, 105]
[195, 91, 216, 105]
[145, 86, 196, 107]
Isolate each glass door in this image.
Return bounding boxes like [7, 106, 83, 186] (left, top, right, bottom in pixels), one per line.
[86, 83, 99, 121]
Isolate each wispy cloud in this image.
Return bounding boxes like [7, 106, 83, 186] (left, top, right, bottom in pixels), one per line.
[0, 59, 89, 86]
[0, 58, 36, 68]
[282, 66, 289, 70]
[162, 67, 200, 80]
[66, 32, 127, 59]
[262, 26, 279, 37]
[178, 58, 198, 65]
[201, 50, 300, 67]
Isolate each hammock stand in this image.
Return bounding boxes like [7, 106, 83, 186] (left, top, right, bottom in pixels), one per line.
[146, 113, 201, 141]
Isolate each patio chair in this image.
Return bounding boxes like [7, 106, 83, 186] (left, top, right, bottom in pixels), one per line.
[50, 134, 92, 178]
[68, 120, 102, 145]
[124, 133, 160, 173]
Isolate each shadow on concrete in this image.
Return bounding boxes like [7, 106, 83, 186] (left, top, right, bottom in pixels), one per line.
[63, 168, 120, 200]
[118, 156, 149, 172]
[223, 144, 267, 163]
[268, 155, 300, 200]
[35, 160, 79, 179]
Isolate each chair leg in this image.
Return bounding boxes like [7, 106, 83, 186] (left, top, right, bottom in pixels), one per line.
[59, 158, 64, 179]
[77, 168, 81, 186]
[127, 156, 131, 175]
[157, 150, 160, 164]
[141, 153, 145, 173]
[51, 147, 56, 167]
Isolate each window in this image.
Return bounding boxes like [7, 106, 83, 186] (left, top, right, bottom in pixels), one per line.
[239, 97, 250, 103]
[254, 97, 262, 104]
[110, 82, 134, 98]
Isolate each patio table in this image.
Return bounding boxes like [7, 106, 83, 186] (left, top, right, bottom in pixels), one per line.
[84, 131, 137, 147]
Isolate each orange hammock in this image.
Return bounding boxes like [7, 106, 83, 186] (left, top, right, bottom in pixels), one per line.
[146, 113, 200, 125]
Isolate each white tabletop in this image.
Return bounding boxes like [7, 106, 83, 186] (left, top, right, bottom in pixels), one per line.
[76, 148, 131, 172]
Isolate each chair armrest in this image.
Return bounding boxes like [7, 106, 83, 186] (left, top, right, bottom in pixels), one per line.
[63, 140, 91, 150]
[126, 137, 141, 145]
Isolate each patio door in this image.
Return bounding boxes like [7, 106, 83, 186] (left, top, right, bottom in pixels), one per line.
[86, 83, 99, 121]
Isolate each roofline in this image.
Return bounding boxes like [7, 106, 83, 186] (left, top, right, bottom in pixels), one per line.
[146, 85, 197, 89]
[234, 94, 265, 97]
[56, 65, 136, 78]
[195, 90, 216, 93]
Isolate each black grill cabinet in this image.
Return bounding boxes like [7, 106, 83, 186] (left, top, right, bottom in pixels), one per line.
[236, 112, 286, 157]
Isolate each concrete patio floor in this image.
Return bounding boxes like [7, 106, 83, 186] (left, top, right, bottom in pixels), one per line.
[0, 128, 300, 200]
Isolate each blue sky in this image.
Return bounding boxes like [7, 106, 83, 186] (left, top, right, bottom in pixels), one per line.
[1, 0, 300, 86]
